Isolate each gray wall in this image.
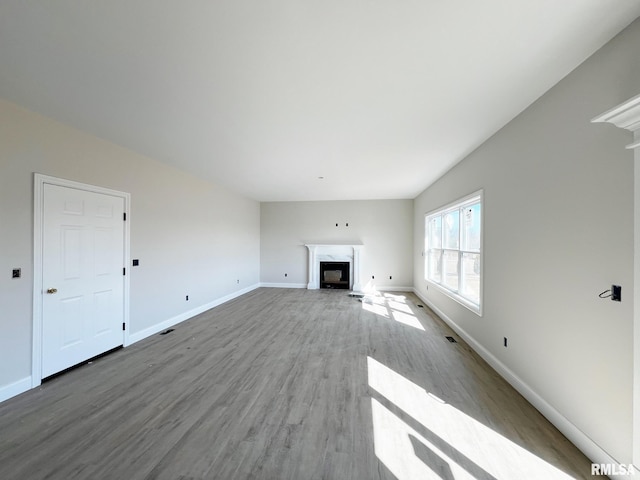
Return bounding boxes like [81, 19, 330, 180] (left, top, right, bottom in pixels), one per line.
[261, 200, 413, 290]
[0, 99, 261, 393]
[413, 20, 639, 463]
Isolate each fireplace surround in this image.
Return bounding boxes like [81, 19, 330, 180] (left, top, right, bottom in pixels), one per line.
[304, 244, 363, 292]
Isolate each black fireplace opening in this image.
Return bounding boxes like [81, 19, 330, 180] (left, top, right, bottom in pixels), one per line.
[320, 262, 350, 289]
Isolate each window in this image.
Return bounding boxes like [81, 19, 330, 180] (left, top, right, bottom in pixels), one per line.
[425, 191, 482, 314]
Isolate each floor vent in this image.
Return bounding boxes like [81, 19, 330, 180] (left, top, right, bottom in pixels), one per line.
[159, 328, 175, 336]
[445, 336, 457, 343]
[417, 304, 424, 308]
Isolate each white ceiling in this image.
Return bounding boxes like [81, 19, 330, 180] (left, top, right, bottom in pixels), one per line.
[1, 1, 639, 201]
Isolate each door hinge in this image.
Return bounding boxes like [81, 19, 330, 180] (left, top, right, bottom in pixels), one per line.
[123, 212, 126, 221]
[123, 267, 126, 276]
[123, 322, 126, 331]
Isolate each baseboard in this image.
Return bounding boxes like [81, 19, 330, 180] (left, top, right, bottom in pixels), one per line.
[0, 376, 32, 404]
[373, 286, 414, 293]
[260, 282, 307, 289]
[257, 284, 414, 292]
[412, 287, 627, 476]
[127, 283, 261, 345]
[260, 282, 413, 293]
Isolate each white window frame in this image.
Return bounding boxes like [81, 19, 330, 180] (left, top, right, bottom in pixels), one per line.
[424, 190, 483, 316]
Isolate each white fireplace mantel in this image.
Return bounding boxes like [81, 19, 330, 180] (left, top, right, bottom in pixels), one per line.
[305, 244, 363, 292]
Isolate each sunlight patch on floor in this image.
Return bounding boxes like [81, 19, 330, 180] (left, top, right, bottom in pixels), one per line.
[387, 300, 413, 314]
[368, 356, 575, 480]
[372, 398, 476, 479]
[362, 300, 390, 318]
[361, 294, 424, 330]
[383, 293, 407, 302]
[391, 310, 425, 331]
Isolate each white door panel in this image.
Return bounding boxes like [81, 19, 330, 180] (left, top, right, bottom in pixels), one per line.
[42, 184, 125, 377]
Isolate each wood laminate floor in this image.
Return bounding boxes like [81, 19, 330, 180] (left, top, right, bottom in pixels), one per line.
[0, 288, 599, 479]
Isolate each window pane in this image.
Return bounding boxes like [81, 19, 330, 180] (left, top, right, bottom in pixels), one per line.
[461, 252, 480, 305]
[443, 211, 459, 249]
[461, 203, 481, 252]
[442, 250, 459, 291]
[428, 216, 442, 249]
[424, 193, 482, 314]
[428, 249, 442, 283]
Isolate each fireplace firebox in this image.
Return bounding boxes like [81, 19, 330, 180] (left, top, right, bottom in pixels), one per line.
[320, 262, 350, 289]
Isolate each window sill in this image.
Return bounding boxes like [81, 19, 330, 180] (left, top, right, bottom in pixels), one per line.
[426, 279, 483, 317]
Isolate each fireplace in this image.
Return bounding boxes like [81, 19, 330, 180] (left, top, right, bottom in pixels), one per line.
[304, 244, 363, 292]
[320, 262, 350, 289]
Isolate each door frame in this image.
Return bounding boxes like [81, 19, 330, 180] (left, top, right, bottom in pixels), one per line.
[32, 173, 131, 387]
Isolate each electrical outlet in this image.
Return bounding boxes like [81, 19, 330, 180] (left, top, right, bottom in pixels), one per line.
[284, 273, 288, 277]
[503, 337, 508, 347]
[12, 268, 21, 279]
[186, 295, 189, 301]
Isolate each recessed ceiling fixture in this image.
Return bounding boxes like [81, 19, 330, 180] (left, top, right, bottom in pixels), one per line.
[318, 176, 324, 180]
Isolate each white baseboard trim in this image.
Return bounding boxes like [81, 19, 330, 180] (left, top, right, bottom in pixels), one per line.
[412, 287, 627, 477]
[260, 282, 307, 289]
[0, 376, 32, 404]
[260, 282, 413, 293]
[373, 286, 414, 293]
[127, 283, 261, 346]
[257, 284, 415, 292]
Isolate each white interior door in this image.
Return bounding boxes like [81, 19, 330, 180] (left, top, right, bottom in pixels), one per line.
[41, 183, 125, 378]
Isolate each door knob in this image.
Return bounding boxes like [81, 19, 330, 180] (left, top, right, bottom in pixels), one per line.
[46, 288, 58, 294]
